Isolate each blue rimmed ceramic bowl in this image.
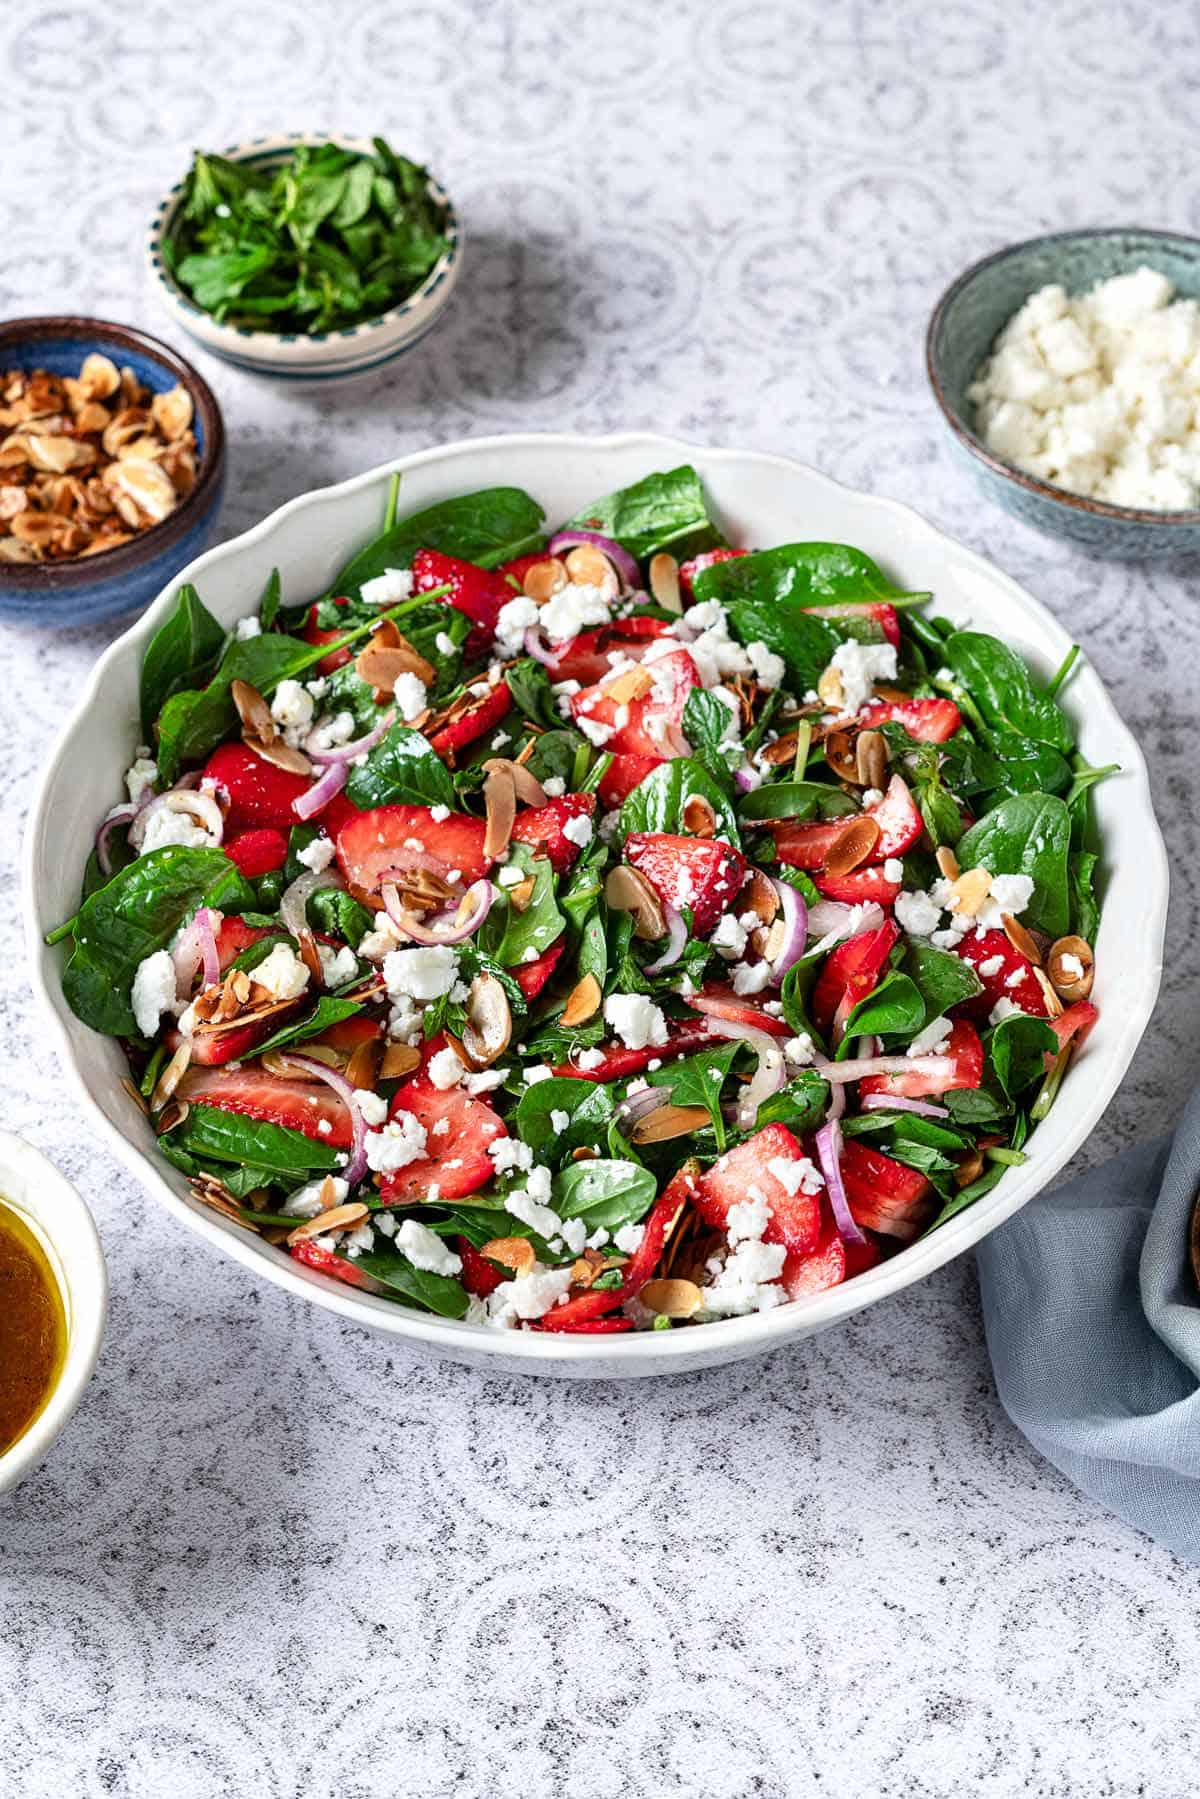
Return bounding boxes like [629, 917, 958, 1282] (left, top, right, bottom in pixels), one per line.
[145, 133, 463, 383]
[0, 317, 225, 626]
[927, 227, 1200, 559]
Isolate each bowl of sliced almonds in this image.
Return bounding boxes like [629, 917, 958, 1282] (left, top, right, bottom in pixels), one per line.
[0, 317, 225, 626]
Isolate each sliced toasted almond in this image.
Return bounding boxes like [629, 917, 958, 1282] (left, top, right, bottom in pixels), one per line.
[954, 1146, 985, 1188]
[855, 729, 887, 790]
[151, 1040, 193, 1110]
[521, 557, 568, 601]
[639, 1277, 703, 1318]
[564, 543, 617, 592]
[120, 1077, 150, 1115]
[946, 866, 992, 918]
[151, 383, 193, 441]
[571, 1145, 600, 1161]
[484, 765, 517, 861]
[629, 1103, 710, 1145]
[297, 929, 324, 984]
[287, 1202, 370, 1245]
[682, 793, 717, 838]
[648, 552, 681, 613]
[561, 973, 602, 1028]
[189, 1174, 250, 1228]
[824, 727, 861, 784]
[604, 665, 654, 705]
[380, 1040, 423, 1080]
[935, 845, 960, 881]
[79, 352, 121, 401]
[1046, 935, 1094, 1002]
[154, 1097, 190, 1136]
[261, 1045, 340, 1078]
[604, 864, 665, 940]
[251, 737, 313, 776]
[1002, 912, 1043, 965]
[1032, 965, 1065, 1018]
[742, 868, 780, 925]
[824, 815, 881, 878]
[817, 665, 845, 710]
[871, 683, 912, 704]
[481, 1236, 536, 1276]
[483, 756, 547, 808]
[355, 637, 435, 691]
[232, 677, 276, 740]
[507, 875, 537, 912]
[569, 1255, 600, 1288]
[459, 972, 513, 1069]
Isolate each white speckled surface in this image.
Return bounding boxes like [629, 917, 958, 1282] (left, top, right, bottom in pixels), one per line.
[4, 2, 1200, 1793]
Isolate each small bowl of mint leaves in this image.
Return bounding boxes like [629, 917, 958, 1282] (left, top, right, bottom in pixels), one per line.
[147, 133, 461, 383]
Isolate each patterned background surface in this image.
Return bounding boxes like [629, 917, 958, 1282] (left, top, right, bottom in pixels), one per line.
[3, 1, 1200, 1793]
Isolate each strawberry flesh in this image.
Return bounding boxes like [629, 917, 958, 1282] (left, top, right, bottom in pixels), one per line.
[224, 827, 289, 878]
[428, 683, 512, 760]
[597, 753, 664, 809]
[178, 1067, 353, 1145]
[570, 647, 700, 759]
[858, 1017, 983, 1099]
[336, 803, 491, 893]
[810, 919, 900, 1037]
[839, 1138, 932, 1241]
[514, 940, 565, 1000]
[378, 1048, 507, 1204]
[858, 696, 961, 743]
[951, 928, 1047, 1020]
[625, 831, 746, 935]
[510, 793, 597, 873]
[686, 984, 791, 1038]
[679, 547, 748, 599]
[811, 867, 903, 906]
[541, 616, 675, 685]
[695, 1123, 823, 1255]
[551, 1020, 714, 1082]
[412, 549, 510, 654]
[863, 774, 922, 861]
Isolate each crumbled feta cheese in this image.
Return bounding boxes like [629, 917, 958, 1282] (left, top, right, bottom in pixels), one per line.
[604, 993, 668, 1051]
[485, 1264, 574, 1327]
[784, 1034, 815, 1067]
[296, 835, 336, 874]
[489, 1137, 535, 1176]
[560, 1217, 588, 1256]
[271, 679, 315, 736]
[383, 945, 459, 1002]
[1005, 966, 1026, 989]
[726, 1190, 771, 1244]
[251, 942, 310, 1001]
[494, 595, 540, 657]
[506, 1187, 562, 1239]
[977, 954, 1005, 979]
[826, 640, 898, 715]
[745, 641, 785, 689]
[989, 997, 1025, 1026]
[541, 776, 566, 798]
[498, 864, 525, 888]
[574, 1047, 607, 1071]
[282, 1176, 350, 1218]
[894, 889, 942, 938]
[358, 915, 404, 962]
[549, 1109, 571, 1133]
[363, 1110, 428, 1172]
[464, 1067, 509, 1095]
[613, 1222, 645, 1254]
[861, 786, 884, 808]
[308, 710, 357, 752]
[731, 960, 772, 996]
[124, 756, 157, 805]
[392, 671, 428, 722]
[387, 995, 423, 1043]
[360, 567, 415, 607]
[351, 1089, 388, 1126]
[131, 950, 177, 1036]
[539, 582, 612, 642]
[768, 1154, 824, 1197]
[235, 616, 261, 639]
[317, 944, 358, 987]
[434, 631, 458, 656]
[1059, 951, 1085, 979]
[576, 715, 615, 748]
[396, 1218, 461, 1275]
[429, 803, 451, 824]
[882, 858, 905, 883]
[709, 914, 749, 960]
[562, 812, 593, 848]
[427, 1046, 465, 1090]
[139, 806, 220, 855]
[908, 1016, 953, 1058]
[701, 1238, 787, 1315]
[523, 1065, 553, 1085]
[986, 873, 1036, 917]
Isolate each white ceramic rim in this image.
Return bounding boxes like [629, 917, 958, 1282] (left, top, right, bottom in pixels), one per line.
[0, 1131, 107, 1494]
[22, 433, 1168, 1369]
[144, 132, 462, 367]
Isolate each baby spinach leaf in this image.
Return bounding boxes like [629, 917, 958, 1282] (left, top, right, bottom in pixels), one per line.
[618, 757, 740, 847]
[62, 847, 252, 1036]
[258, 568, 282, 631]
[347, 1244, 470, 1319]
[307, 887, 375, 949]
[988, 1013, 1058, 1102]
[1069, 850, 1100, 942]
[329, 487, 546, 601]
[564, 464, 721, 562]
[483, 843, 565, 968]
[693, 541, 924, 611]
[942, 1086, 1012, 1126]
[944, 631, 1075, 753]
[986, 730, 1073, 797]
[345, 721, 456, 810]
[252, 996, 363, 1059]
[506, 657, 568, 732]
[140, 583, 225, 737]
[515, 1077, 616, 1159]
[646, 1041, 742, 1144]
[156, 631, 313, 783]
[681, 689, 740, 792]
[755, 1070, 831, 1134]
[721, 597, 841, 695]
[957, 792, 1072, 938]
[837, 969, 925, 1046]
[552, 1157, 657, 1230]
[737, 780, 857, 824]
[524, 728, 585, 790]
[902, 941, 983, 1022]
[174, 1104, 341, 1177]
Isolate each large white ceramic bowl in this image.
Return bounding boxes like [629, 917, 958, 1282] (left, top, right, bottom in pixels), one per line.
[0, 1132, 107, 1496]
[23, 435, 1167, 1379]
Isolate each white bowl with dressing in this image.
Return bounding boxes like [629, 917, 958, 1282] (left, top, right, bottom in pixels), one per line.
[0, 1132, 107, 1495]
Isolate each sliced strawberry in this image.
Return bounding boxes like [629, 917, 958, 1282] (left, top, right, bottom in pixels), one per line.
[687, 984, 791, 1038]
[858, 1017, 983, 1100]
[858, 696, 961, 743]
[951, 929, 1047, 1020]
[510, 793, 596, 873]
[215, 914, 273, 971]
[412, 548, 510, 653]
[336, 803, 490, 893]
[514, 940, 565, 1000]
[458, 1236, 505, 1297]
[378, 1046, 507, 1204]
[313, 1014, 383, 1054]
[840, 1139, 932, 1241]
[844, 1235, 884, 1278]
[804, 602, 900, 649]
[290, 1237, 376, 1288]
[863, 774, 922, 861]
[810, 919, 901, 1037]
[782, 1230, 846, 1298]
[178, 1067, 353, 1145]
[1046, 999, 1099, 1059]
[570, 647, 700, 759]
[695, 1123, 823, 1254]
[301, 598, 352, 674]
[597, 753, 663, 809]
[771, 817, 858, 872]
[812, 867, 903, 906]
[171, 1005, 307, 1067]
[428, 682, 512, 760]
[679, 546, 748, 600]
[224, 827, 289, 878]
[541, 616, 676, 686]
[625, 832, 746, 935]
[540, 1163, 698, 1331]
[551, 1021, 714, 1083]
[205, 741, 311, 832]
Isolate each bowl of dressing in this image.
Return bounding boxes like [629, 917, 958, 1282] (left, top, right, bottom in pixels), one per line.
[0, 1132, 106, 1495]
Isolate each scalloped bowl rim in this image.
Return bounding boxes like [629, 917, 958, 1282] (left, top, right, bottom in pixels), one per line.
[927, 225, 1200, 526]
[22, 433, 1168, 1374]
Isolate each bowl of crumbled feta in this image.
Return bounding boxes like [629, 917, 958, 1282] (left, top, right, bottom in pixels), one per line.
[927, 228, 1200, 556]
[23, 434, 1166, 1378]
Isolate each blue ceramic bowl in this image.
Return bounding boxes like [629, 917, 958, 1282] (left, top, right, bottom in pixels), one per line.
[927, 228, 1200, 559]
[0, 317, 225, 624]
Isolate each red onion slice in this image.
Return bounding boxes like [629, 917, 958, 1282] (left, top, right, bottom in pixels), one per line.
[171, 905, 222, 992]
[733, 760, 759, 795]
[277, 1052, 366, 1185]
[767, 878, 807, 983]
[307, 707, 395, 765]
[645, 905, 687, 974]
[294, 760, 349, 821]
[705, 1018, 787, 1128]
[381, 878, 492, 945]
[814, 1054, 956, 1085]
[129, 787, 224, 850]
[859, 1093, 950, 1118]
[546, 529, 640, 593]
[281, 869, 344, 942]
[815, 1118, 867, 1245]
[95, 803, 137, 877]
[523, 624, 559, 668]
[806, 899, 885, 943]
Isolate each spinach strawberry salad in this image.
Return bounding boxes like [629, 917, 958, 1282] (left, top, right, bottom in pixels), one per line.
[50, 465, 1111, 1333]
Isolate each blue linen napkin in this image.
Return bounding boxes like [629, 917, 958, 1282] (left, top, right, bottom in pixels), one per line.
[975, 1084, 1200, 1562]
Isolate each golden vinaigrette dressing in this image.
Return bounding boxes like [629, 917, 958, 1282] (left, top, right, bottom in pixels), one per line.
[0, 1200, 66, 1453]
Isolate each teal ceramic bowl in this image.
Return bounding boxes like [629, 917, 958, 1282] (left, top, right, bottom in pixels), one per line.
[927, 228, 1200, 559]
